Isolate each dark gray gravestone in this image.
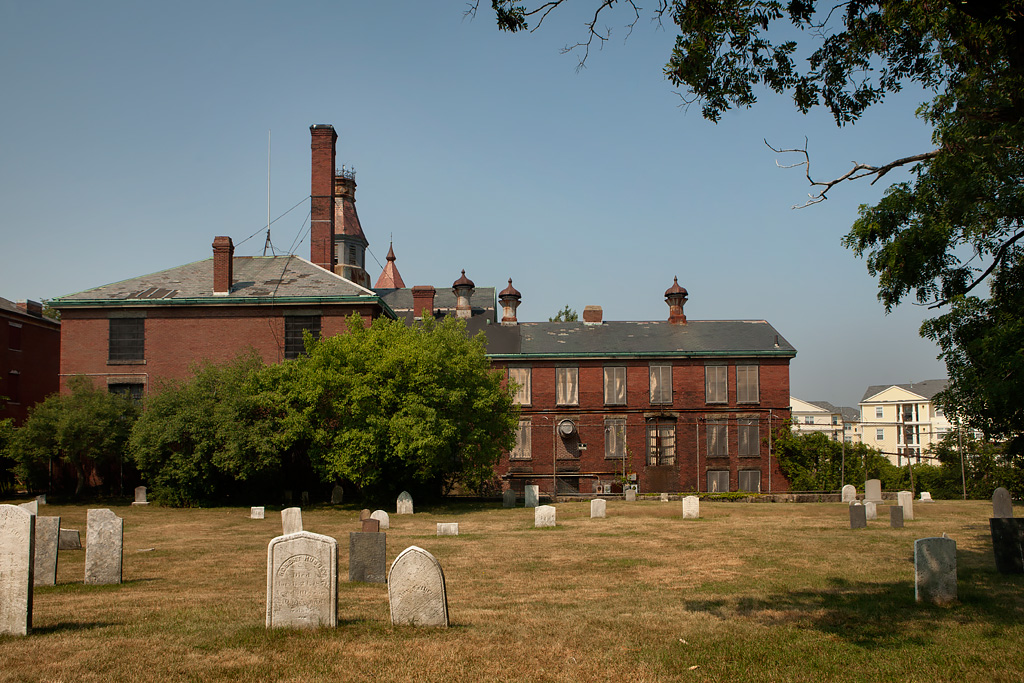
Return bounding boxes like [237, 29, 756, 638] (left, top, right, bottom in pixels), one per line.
[33, 515, 60, 586]
[503, 489, 516, 508]
[300, 491, 310, 507]
[989, 518, 1024, 574]
[58, 528, 82, 550]
[349, 532, 386, 583]
[915, 537, 957, 605]
[331, 485, 344, 505]
[890, 505, 905, 528]
[849, 503, 867, 529]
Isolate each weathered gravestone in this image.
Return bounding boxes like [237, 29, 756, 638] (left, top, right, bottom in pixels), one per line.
[436, 523, 459, 536]
[266, 531, 337, 629]
[331, 485, 344, 505]
[682, 496, 700, 520]
[58, 528, 82, 550]
[898, 491, 915, 521]
[865, 479, 883, 504]
[524, 485, 539, 508]
[841, 484, 857, 503]
[591, 499, 606, 519]
[993, 487, 1014, 519]
[865, 500, 878, 521]
[890, 505, 905, 528]
[18, 500, 38, 516]
[660, 492, 670, 502]
[0, 504, 34, 636]
[349, 532, 386, 583]
[361, 519, 380, 533]
[535, 505, 556, 528]
[281, 507, 302, 535]
[85, 509, 123, 585]
[849, 503, 867, 529]
[132, 486, 149, 506]
[625, 488, 637, 502]
[388, 546, 449, 627]
[370, 510, 390, 530]
[503, 489, 516, 508]
[397, 491, 414, 515]
[359, 509, 372, 521]
[915, 536, 957, 605]
[989, 518, 1024, 574]
[35, 494, 46, 505]
[34, 515, 61, 586]
[919, 492, 933, 502]
[250, 506, 265, 520]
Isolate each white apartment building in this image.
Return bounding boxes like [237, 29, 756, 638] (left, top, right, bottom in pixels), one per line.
[859, 380, 952, 465]
[790, 397, 861, 443]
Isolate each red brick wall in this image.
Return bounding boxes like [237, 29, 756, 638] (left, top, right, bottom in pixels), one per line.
[1, 310, 60, 424]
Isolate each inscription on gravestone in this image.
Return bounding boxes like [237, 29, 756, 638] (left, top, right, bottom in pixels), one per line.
[388, 546, 449, 627]
[915, 536, 957, 605]
[841, 484, 856, 503]
[503, 489, 516, 509]
[281, 508, 302, 535]
[33, 515, 60, 586]
[0, 504, 34, 636]
[85, 508, 123, 585]
[251, 507, 265, 520]
[266, 531, 337, 629]
[682, 496, 700, 520]
[535, 505, 556, 528]
[591, 499, 606, 519]
[993, 487, 1014, 519]
[349, 532, 386, 583]
[370, 510, 390, 530]
[524, 485, 539, 508]
[397, 491, 414, 515]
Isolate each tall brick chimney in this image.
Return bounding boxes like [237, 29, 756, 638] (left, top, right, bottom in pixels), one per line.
[412, 286, 436, 320]
[665, 277, 688, 324]
[212, 236, 234, 295]
[310, 124, 337, 271]
[583, 305, 603, 323]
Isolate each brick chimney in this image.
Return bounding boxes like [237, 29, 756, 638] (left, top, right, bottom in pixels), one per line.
[212, 236, 234, 294]
[412, 286, 436, 320]
[16, 300, 43, 317]
[665, 277, 688, 324]
[498, 278, 521, 325]
[452, 270, 475, 319]
[310, 124, 337, 271]
[583, 305, 603, 324]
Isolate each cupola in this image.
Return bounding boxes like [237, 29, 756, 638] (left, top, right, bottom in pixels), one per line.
[665, 277, 688, 324]
[498, 278, 521, 324]
[452, 270, 475, 319]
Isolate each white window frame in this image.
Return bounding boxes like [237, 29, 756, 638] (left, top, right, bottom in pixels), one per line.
[604, 366, 626, 405]
[556, 367, 579, 406]
[707, 419, 728, 457]
[508, 367, 531, 406]
[604, 418, 626, 459]
[707, 470, 730, 493]
[649, 364, 672, 405]
[875, 406, 884, 419]
[510, 420, 531, 460]
[738, 418, 759, 457]
[705, 365, 727, 403]
[876, 428, 885, 441]
[736, 365, 759, 403]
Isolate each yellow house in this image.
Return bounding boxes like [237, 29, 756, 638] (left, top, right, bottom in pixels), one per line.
[859, 380, 952, 465]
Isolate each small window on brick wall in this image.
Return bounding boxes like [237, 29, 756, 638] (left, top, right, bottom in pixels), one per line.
[646, 419, 675, 466]
[605, 418, 626, 459]
[509, 367, 531, 405]
[738, 470, 761, 492]
[649, 365, 672, 404]
[510, 420, 531, 460]
[705, 366, 727, 403]
[284, 316, 321, 360]
[109, 318, 145, 362]
[738, 418, 759, 457]
[736, 364, 759, 403]
[604, 367, 626, 405]
[707, 419, 728, 457]
[6, 371, 20, 404]
[8, 322, 22, 351]
[556, 367, 578, 406]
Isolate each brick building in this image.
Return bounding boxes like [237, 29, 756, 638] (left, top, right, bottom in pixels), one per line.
[0, 298, 60, 424]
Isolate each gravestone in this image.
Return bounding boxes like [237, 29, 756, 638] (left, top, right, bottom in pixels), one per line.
[18, 500, 37, 515]
[85, 508, 123, 585]
[865, 500, 878, 521]
[591, 499, 606, 518]
[58, 528, 82, 550]
[266, 531, 337, 629]
[524, 485, 539, 508]
[370, 510, 390, 530]
[436, 523, 459, 536]
[849, 503, 867, 529]
[915, 537, 957, 605]
[397, 491, 414, 515]
[251, 506, 265, 520]
[349, 532, 386, 583]
[625, 489, 636, 502]
[331, 485, 344, 505]
[388, 546, 449, 627]
[503, 489, 516, 508]
[33, 515, 61, 586]
[132, 486, 149, 506]
[300, 491, 310, 507]
[993, 487, 1014, 518]
[897, 491, 915, 521]
[919, 492, 933, 502]
[989, 518, 1024, 574]
[890, 505, 905, 528]
[535, 505, 556, 528]
[359, 509, 372, 521]
[283, 490, 293, 505]
[0, 504, 34, 636]
[281, 507, 302, 535]
[660, 493, 669, 502]
[682, 496, 700, 520]
[362, 519, 380, 533]
[35, 495, 46, 505]
[841, 484, 857, 503]
[865, 479, 883, 503]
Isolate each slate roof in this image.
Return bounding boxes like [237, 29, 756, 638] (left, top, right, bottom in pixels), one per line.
[860, 379, 948, 403]
[485, 320, 796, 358]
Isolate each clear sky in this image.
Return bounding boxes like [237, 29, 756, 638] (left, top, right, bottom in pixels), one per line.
[0, 1, 947, 409]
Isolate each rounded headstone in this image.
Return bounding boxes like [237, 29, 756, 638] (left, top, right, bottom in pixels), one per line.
[266, 531, 338, 628]
[993, 487, 1014, 519]
[388, 546, 449, 627]
[915, 536, 957, 605]
[369, 510, 390, 530]
[841, 484, 856, 503]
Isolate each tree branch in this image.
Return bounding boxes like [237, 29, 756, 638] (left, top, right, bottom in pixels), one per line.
[927, 228, 1024, 309]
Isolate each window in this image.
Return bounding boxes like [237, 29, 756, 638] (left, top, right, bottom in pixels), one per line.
[348, 245, 357, 265]
[649, 365, 672, 404]
[6, 371, 20, 404]
[646, 419, 675, 466]
[604, 366, 626, 405]
[8, 322, 22, 351]
[831, 415, 839, 425]
[736, 365, 758, 403]
[509, 367, 531, 405]
[738, 418, 759, 457]
[605, 418, 626, 459]
[705, 366, 727, 403]
[109, 318, 145, 362]
[109, 383, 144, 401]
[284, 315, 321, 360]
[876, 428, 885, 441]
[935, 407, 944, 417]
[707, 470, 729, 493]
[556, 367, 578, 406]
[875, 406, 883, 419]
[510, 420, 531, 460]
[707, 419, 728, 457]
[804, 416, 814, 425]
[738, 470, 761, 492]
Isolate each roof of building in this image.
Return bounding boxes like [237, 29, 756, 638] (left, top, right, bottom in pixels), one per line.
[861, 379, 948, 403]
[485, 320, 796, 358]
[374, 244, 406, 289]
[0, 296, 60, 326]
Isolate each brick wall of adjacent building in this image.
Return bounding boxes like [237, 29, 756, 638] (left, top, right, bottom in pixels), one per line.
[1, 303, 60, 424]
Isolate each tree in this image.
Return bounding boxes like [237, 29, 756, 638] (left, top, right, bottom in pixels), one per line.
[549, 305, 578, 322]
[927, 430, 1024, 498]
[0, 417, 15, 494]
[480, 1, 1024, 451]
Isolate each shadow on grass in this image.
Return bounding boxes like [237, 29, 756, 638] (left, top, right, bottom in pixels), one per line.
[31, 621, 118, 635]
[41, 578, 159, 594]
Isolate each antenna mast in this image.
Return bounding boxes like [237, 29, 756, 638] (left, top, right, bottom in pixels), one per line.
[264, 130, 271, 256]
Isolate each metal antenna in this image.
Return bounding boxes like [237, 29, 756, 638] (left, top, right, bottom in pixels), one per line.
[264, 130, 272, 256]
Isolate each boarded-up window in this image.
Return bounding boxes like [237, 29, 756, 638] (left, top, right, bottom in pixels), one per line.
[647, 419, 675, 466]
[738, 470, 760, 492]
[510, 420, 531, 460]
[707, 470, 730, 493]
[109, 318, 145, 362]
[705, 365, 727, 403]
[604, 366, 626, 405]
[738, 418, 759, 456]
[556, 367, 578, 406]
[707, 419, 728, 457]
[605, 418, 626, 459]
[285, 316, 321, 360]
[650, 365, 672, 404]
[509, 367, 532, 405]
[736, 365, 759, 403]
[8, 323, 22, 351]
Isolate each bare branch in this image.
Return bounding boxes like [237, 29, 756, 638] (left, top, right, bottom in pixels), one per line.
[927, 228, 1024, 309]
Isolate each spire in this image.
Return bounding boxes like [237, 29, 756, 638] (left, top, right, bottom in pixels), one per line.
[374, 242, 407, 289]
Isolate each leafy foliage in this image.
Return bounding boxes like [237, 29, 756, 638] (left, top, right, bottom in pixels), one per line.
[926, 430, 1024, 499]
[0, 418, 15, 494]
[549, 305, 578, 322]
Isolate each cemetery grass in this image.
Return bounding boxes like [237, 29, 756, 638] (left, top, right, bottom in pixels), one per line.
[1, 500, 1022, 682]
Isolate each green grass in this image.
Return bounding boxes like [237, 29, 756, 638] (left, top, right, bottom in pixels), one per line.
[0, 498, 1021, 682]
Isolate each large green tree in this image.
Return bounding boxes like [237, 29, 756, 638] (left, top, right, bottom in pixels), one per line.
[480, 0, 1024, 450]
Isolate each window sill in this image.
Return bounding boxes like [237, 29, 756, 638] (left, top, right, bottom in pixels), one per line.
[108, 359, 147, 365]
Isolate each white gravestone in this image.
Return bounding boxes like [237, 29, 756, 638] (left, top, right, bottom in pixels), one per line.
[503, 489, 516, 508]
[915, 536, 957, 605]
[524, 485, 539, 508]
[865, 479, 883, 503]
[682, 496, 700, 520]
[251, 507, 265, 519]
[266, 531, 337, 629]
[18, 500, 38, 516]
[0, 505, 34, 636]
[993, 487, 1014, 518]
[132, 486, 149, 506]
[625, 489, 637, 502]
[898, 491, 915, 521]
[841, 484, 856, 503]
[535, 505, 556, 528]
[370, 510, 390, 530]
[660, 493, 669, 502]
[864, 500, 878, 521]
[919, 492, 933, 502]
[397, 491, 414, 515]
[85, 509, 123, 585]
[591, 499, 606, 518]
[34, 515, 61, 586]
[436, 523, 459, 536]
[281, 507, 303, 535]
[388, 546, 449, 627]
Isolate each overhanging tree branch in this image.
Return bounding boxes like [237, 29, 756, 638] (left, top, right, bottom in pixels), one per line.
[927, 228, 1024, 309]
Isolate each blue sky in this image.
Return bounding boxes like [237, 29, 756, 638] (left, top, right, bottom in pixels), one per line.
[0, 1, 946, 408]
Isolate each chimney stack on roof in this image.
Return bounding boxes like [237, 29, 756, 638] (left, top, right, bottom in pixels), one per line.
[212, 236, 234, 295]
[309, 124, 337, 272]
[665, 277, 688, 324]
[412, 286, 436, 320]
[583, 305, 603, 324]
[452, 270, 475, 319]
[499, 279, 521, 325]
[16, 300, 43, 318]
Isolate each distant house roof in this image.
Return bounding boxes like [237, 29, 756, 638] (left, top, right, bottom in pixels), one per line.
[861, 379, 948, 403]
[376, 287, 496, 336]
[485, 320, 796, 358]
[0, 297, 60, 327]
